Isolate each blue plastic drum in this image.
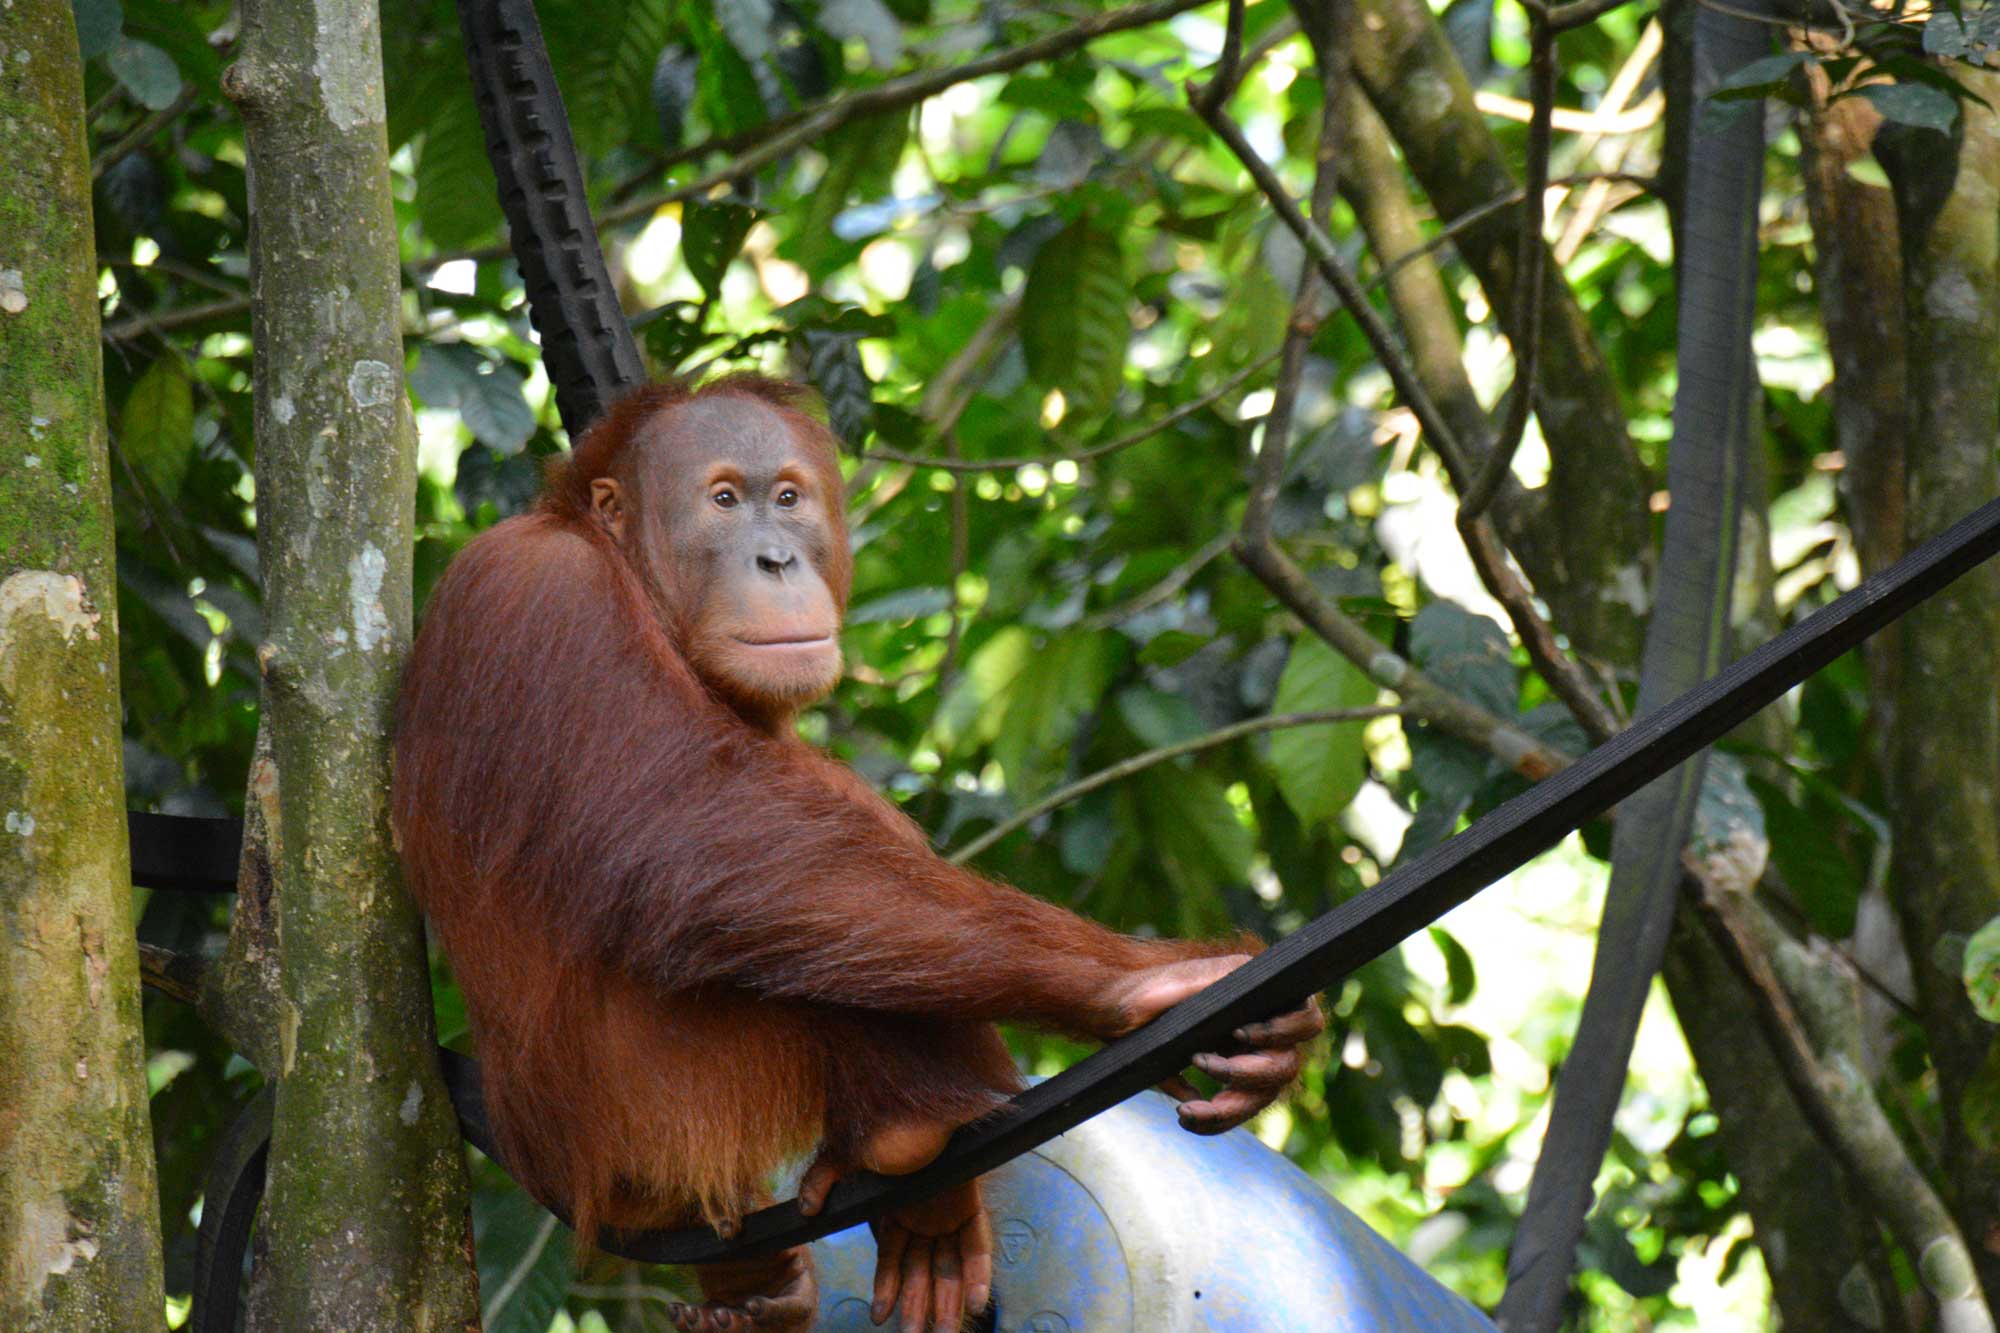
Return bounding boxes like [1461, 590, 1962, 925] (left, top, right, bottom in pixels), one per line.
[810, 1087, 1496, 1332]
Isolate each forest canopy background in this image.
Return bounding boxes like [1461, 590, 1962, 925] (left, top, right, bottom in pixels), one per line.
[67, 0, 2000, 1328]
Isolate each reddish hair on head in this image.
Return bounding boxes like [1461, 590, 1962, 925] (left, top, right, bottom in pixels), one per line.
[545, 373, 839, 523]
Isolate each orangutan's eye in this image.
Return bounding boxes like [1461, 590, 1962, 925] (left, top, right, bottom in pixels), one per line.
[711, 487, 738, 510]
[776, 487, 800, 509]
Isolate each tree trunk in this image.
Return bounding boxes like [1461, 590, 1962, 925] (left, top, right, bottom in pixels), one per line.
[0, 3, 167, 1327]
[223, 0, 481, 1326]
[1879, 68, 2000, 1297]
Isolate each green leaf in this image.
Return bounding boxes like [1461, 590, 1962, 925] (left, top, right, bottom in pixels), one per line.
[932, 626, 1033, 751]
[618, 0, 681, 135]
[799, 329, 874, 448]
[121, 353, 194, 502]
[1115, 687, 1204, 749]
[1266, 637, 1375, 829]
[1021, 220, 1129, 426]
[1429, 927, 1477, 1006]
[1708, 51, 1812, 102]
[993, 633, 1124, 799]
[1964, 1046, 2000, 1152]
[473, 1187, 573, 1333]
[1859, 81, 1961, 133]
[1965, 915, 2000, 1023]
[411, 345, 535, 455]
[998, 74, 1098, 123]
[789, 113, 911, 270]
[1121, 105, 1210, 144]
[1924, 1, 2000, 65]
[1748, 776, 1861, 936]
[1137, 630, 1209, 668]
[1127, 766, 1253, 933]
[73, 0, 124, 60]
[105, 36, 181, 110]
[1844, 155, 1892, 189]
[683, 201, 763, 300]
[1410, 602, 1516, 717]
[639, 301, 711, 373]
[458, 369, 535, 456]
[415, 87, 501, 249]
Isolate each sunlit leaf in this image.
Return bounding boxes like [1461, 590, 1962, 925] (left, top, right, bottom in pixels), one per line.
[1266, 637, 1375, 830]
[1965, 915, 2000, 1023]
[993, 633, 1125, 799]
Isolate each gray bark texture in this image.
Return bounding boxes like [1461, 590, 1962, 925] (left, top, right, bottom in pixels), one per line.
[0, 3, 168, 1327]
[1879, 65, 2000, 1303]
[223, 0, 481, 1325]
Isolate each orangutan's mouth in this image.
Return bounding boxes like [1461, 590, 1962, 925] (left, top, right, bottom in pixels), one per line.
[735, 634, 835, 649]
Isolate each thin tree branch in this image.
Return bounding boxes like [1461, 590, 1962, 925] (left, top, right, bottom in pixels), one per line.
[1464, 521, 1622, 742]
[1232, 537, 1570, 779]
[103, 295, 255, 342]
[1685, 870, 1996, 1329]
[1458, 13, 1554, 524]
[1551, 20, 1662, 263]
[1371, 171, 1657, 290]
[644, 0, 1213, 181]
[861, 351, 1280, 472]
[1244, 0, 1346, 548]
[1194, 101, 1473, 487]
[1550, 0, 1639, 29]
[137, 943, 205, 1007]
[1193, 0, 1248, 113]
[93, 85, 198, 180]
[1202, 85, 1572, 780]
[1201, 82, 1619, 743]
[1078, 530, 1236, 631]
[949, 706, 1409, 863]
[1473, 88, 1663, 133]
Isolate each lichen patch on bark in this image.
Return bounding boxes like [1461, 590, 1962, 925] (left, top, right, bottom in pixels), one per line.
[348, 543, 390, 652]
[0, 572, 99, 685]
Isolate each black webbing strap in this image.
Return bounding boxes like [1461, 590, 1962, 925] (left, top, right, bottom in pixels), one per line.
[129, 810, 241, 893]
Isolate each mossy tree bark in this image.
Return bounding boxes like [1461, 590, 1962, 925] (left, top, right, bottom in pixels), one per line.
[1879, 68, 2000, 1300]
[0, 3, 167, 1327]
[223, 0, 480, 1326]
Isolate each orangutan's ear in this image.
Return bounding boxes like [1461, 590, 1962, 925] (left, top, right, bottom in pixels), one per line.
[590, 477, 625, 538]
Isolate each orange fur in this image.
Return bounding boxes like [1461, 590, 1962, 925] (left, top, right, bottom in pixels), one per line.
[392, 379, 1243, 1251]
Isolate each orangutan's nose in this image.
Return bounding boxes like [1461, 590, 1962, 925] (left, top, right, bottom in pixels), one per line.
[756, 547, 799, 577]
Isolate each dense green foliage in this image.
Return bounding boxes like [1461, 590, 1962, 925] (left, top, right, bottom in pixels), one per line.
[75, 0, 2000, 1327]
